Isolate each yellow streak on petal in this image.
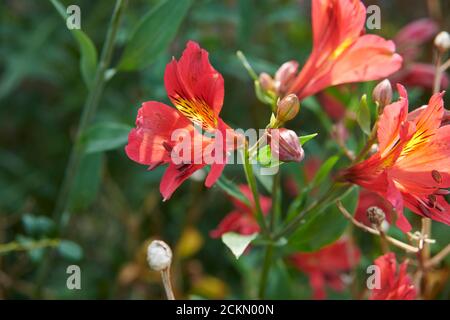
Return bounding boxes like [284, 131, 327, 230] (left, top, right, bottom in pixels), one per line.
[400, 130, 433, 159]
[174, 97, 217, 131]
[331, 38, 353, 60]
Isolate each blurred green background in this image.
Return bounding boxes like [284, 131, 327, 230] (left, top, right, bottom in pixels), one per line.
[0, 0, 449, 299]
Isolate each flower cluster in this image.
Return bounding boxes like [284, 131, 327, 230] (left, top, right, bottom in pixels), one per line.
[126, 0, 450, 301]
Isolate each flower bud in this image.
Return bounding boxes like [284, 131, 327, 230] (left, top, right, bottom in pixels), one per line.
[147, 240, 172, 271]
[274, 61, 299, 96]
[372, 79, 393, 107]
[367, 206, 386, 228]
[269, 128, 304, 163]
[259, 72, 275, 92]
[434, 31, 450, 52]
[276, 94, 300, 123]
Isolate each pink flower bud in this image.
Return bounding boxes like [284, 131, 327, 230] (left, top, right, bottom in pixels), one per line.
[269, 128, 304, 163]
[259, 72, 275, 92]
[276, 94, 300, 123]
[274, 61, 299, 96]
[372, 79, 393, 107]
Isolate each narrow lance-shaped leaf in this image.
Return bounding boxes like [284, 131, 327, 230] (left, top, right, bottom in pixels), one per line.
[289, 185, 359, 252]
[311, 155, 339, 187]
[49, 0, 98, 88]
[215, 175, 251, 207]
[118, 0, 193, 71]
[79, 122, 132, 154]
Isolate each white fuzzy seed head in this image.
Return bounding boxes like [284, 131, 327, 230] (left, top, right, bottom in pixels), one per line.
[434, 31, 450, 52]
[147, 240, 172, 271]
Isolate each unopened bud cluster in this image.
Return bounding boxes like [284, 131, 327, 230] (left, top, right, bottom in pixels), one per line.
[259, 61, 299, 97]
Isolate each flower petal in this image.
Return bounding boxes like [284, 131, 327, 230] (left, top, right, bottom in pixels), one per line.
[377, 84, 409, 155]
[164, 41, 224, 130]
[209, 210, 260, 238]
[327, 35, 402, 89]
[160, 162, 206, 201]
[125, 101, 192, 166]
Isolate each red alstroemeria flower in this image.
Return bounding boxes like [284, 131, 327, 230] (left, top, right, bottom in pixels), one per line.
[390, 18, 449, 90]
[369, 252, 416, 300]
[288, 0, 402, 100]
[290, 239, 361, 300]
[210, 185, 271, 238]
[391, 63, 449, 91]
[343, 84, 450, 232]
[126, 41, 234, 201]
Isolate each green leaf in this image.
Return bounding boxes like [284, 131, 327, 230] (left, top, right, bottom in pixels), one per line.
[311, 155, 339, 187]
[289, 185, 359, 252]
[58, 240, 83, 261]
[357, 94, 371, 136]
[299, 133, 318, 146]
[68, 153, 103, 211]
[22, 214, 55, 236]
[221, 232, 258, 259]
[50, 0, 98, 87]
[118, 0, 192, 71]
[80, 122, 132, 154]
[215, 175, 251, 207]
[266, 260, 293, 299]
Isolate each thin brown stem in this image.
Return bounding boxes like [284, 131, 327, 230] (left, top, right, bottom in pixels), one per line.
[440, 58, 450, 73]
[336, 201, 419, 253]
[160, 268, 175, 300]
[425, 244, 450, 269]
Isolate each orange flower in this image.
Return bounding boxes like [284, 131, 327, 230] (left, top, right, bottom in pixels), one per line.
[343, 84, 450, 232]
[288, 0, 402, 99]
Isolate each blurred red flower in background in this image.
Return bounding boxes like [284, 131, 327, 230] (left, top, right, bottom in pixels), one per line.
[369, 252, 416, 300]
[210, 185, 272, 238]
[126, 41, 233, 200]
[290, 239, 361, 299]
[287, 0, 402, 100]
[343, 84, 450, 232]
[390, 18, 449, 91]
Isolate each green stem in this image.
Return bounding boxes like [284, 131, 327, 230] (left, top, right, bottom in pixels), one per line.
[0, 239, 60, 255]
[53, 0, 126, 228]
[242, 144, 269, 236]
[353, 123, 377, 164]
[258, 244, 273, 299]
[34, 0, 126, 297]
[270, 172, 281, 231]
[273, 183, 350, 240]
